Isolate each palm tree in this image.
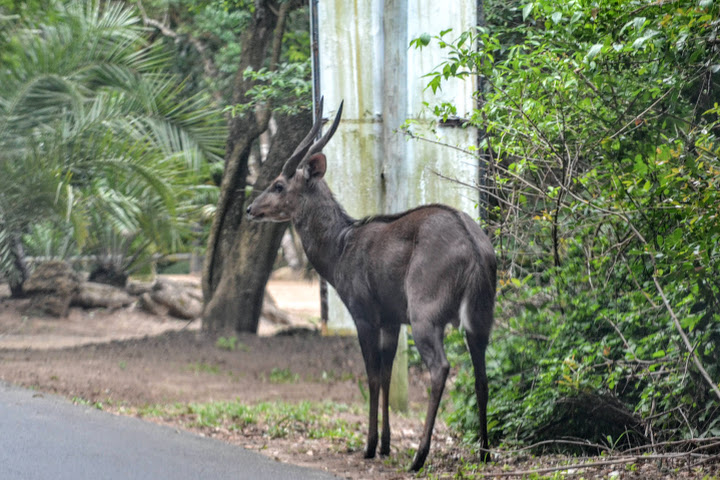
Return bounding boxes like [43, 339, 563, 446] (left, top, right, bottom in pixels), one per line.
[0, 0, 225, 294]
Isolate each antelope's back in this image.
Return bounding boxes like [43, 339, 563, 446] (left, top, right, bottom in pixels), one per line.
[344, 205, 495, 323]
[403, 205, 495, 297]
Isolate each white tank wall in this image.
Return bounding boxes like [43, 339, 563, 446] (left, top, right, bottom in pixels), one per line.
[404, 0, 479, 216]
[318, 0, 478, 332]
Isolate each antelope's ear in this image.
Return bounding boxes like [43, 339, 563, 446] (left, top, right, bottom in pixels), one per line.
[304, 153, 327, 180]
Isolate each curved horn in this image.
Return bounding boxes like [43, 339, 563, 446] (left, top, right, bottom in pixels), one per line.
[281, 97, 325, 178]
[297, 100, 344, 170]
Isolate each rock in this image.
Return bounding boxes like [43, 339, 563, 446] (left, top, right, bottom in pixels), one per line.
[126, 280, 155, 296]
[73, 282, 135, 309]
[150, 283, 202, 320]
[24, 261, 82, 317]
[138, 292, 169, 316]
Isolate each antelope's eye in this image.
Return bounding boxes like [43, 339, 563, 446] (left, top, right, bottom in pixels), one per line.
[273, 182, 284, 193]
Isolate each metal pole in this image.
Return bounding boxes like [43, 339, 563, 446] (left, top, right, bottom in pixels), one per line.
[476, 0, 490, 225]
[310, 0, 321, 118]
[384, 0, 409, 414]
[310, 0, 329, 333]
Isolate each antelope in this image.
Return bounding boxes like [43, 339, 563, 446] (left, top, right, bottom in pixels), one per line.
[246, 100, 496, 471]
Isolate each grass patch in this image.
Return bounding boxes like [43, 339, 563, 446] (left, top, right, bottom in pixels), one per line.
[137, 400, 364, 448]
[188, 401, 258, 430]
[215, 336, 243, 351]
[185, 362, 222, 375]
[316, 370, 356, 383]
[267, 367, 300, 384]
[71, 396, 105, 410]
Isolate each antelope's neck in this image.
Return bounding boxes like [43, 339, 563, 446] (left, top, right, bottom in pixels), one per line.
[292, 182, 354, 284]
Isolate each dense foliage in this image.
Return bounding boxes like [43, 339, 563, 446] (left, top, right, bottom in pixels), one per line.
[134, 0, 311, 108]
[0, 0, 225, 287]
[418, 0, 720, 451]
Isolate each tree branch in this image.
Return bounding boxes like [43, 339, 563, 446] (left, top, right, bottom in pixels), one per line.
[135, 1, 219, 85]
[253, 0, 293, 132]
[486, 452, 715, 478]
[652, 274, 720, 401]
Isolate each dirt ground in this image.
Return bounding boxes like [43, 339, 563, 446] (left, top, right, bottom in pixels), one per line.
[1, 275, 718, 479]
[0, 276, 444, 480]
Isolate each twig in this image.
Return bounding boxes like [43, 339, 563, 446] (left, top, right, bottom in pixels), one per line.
[181, 317, 198, 330]
[678, 407, 695, 439]
[600, 313, 630, 350]
[484, 452, 706, 477]
[498, 438, 612, 454]
[623, 257, 658, 308]
[628, 0, 679, 16]
[404, 129, 551, 200]
[623, 436, 720, 454]
[652, 274, 720, 402]
[429, 169, 519, 212]
[688, 454, 720, 470]
[135, 1, 219, 82]
[608, 87, 675, 140]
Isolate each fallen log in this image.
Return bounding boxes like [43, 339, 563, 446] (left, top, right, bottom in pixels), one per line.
[150, 281, 202, 320]
[73, 281, 135, 309]
[137, 292, 169, 316]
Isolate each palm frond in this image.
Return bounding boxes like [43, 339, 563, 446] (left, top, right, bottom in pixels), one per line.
[0, 0, 226, 283]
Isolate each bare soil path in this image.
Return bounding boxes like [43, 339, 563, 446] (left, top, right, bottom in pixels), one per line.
[0, 276, 443, 479]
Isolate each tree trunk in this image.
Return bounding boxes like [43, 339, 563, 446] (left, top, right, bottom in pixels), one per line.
[202, 111, 313, 333]
[202, 1, 280, 306]
[202, 0, 308, 334]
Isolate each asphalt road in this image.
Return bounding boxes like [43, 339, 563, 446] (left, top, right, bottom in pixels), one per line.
[0, 382, 338, 480]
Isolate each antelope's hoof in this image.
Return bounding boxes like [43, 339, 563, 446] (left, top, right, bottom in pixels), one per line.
[479, 448, 491, 463]
[409, 453, 427, 472]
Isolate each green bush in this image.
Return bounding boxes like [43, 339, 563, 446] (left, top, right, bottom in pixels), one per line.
[418, 0, 720, 450]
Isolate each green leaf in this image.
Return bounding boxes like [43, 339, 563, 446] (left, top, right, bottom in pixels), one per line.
[634, 156, 648, 176]
[586, 43, 603, 61]
[632, 31, 658, 50]
[427, 75, 442, 93]
[632, 16, 647, 31]
[522, 3, 534, 21]
[681, 314, 701, 331]
[666, 228, 683, 247]
[457, 31, 470, 48]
